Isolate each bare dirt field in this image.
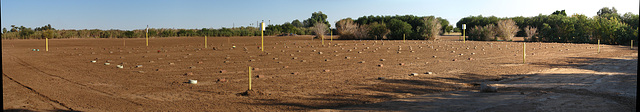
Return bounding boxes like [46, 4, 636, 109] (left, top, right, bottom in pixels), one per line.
[3, 35, 636, 111]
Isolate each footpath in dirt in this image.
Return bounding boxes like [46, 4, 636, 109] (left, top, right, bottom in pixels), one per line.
[321, 53, 637, 112]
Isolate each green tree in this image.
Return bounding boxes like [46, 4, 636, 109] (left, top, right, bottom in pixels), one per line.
[597, 7, 618, 16]
[621, 12, 639, 29]
[10, 25, 18, 32]
[438, 17, 449, 35]
[303, 11, 330, 28]
[387, 19, 412, 40]
[123, 31, 136, 38]
[292, 19, 304, 27]
[597, 7, 620, 20]
[368, 22, 389, 40]
[19, 28, 34, 39]
[444, 25, 454, 34]
[552, 10, 567, 16]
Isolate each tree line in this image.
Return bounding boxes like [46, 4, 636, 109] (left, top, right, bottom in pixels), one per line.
[334, 15, 451, 40]
[1, 11, 331, 39]
[456, 7, 638, 45]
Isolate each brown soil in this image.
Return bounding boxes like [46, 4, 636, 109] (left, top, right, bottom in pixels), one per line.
[2, 35, 636, 111]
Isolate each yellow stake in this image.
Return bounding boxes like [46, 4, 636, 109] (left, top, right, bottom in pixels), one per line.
[45, 38, 48, 51]
[597, 39, 600, 53]
[248, 66, 252, 90]
[204, 36, 207, 48]
[631, 40, 634, 49]
[261, 22, 264, 52]
[463, 29, 466, 43]
[330, 30, 333, 43]
[523, 43, 526, 64]
[261, 30, 264, 52]
[322, 35, 324, 45]
[146, 31, 148, 46]
[403, 34, 405, 43]
[123, 39, 126, 47]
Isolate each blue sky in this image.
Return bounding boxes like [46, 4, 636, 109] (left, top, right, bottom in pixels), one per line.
[2, 0, 638, 30]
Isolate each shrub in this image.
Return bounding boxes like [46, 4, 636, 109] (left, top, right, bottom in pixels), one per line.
[524, 26, 537, 41]
[421, 17, 441, 40]
[468, 24, 497, 41]
[336, 18, 369, 39]
[496, 19, 519, 41]
[312, 22, 327, 39]
[336, 18, 359, 39]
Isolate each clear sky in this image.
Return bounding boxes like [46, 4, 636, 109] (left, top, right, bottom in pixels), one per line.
[2, 0, 638, 30]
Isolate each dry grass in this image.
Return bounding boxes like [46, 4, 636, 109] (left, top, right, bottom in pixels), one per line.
[496, 19, 519, 41]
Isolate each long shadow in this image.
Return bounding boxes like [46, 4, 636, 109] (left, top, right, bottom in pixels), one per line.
[242, 55, 636, 111]
[239, 92, 392, 110]
[3, 109, 81, 112]
[529, 56, 637, 74]
[240, 78, 461, 110]
[363, 78, 460, 94]
[332, 56, 636, 111]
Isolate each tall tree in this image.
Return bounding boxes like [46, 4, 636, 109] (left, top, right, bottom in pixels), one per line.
[387, 19, 412, 40]
[552, 10, 567, 16]
[597, 7, 620, 20]
[597, 7, 618, 16]
[291, 19, 304, 27]
[368, 22, 389, 40]
[304, 11, 330, 28]
[437, 17, 449, 35]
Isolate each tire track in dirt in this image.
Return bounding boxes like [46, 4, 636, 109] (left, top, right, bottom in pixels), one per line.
[2, 73, 74, 111]
[4, 53, 144, 106]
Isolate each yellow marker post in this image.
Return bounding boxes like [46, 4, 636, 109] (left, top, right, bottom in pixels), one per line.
[123, 39, 126, 48]
[597, 39, 600, 53]
[45, 38, 48, 51]
[462, 24, 466, 43]
[146, 25, 149, 46]
[204, 36, 207, 48]
[523, 43, 526, 64]
[261, 22, 264, 52]
[330, 30, 333, 43]
[631, 40, 634, 49]
[248, 66, 252, 90]
[463, 30, 466, 43]
[403, 34, 406, 43]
